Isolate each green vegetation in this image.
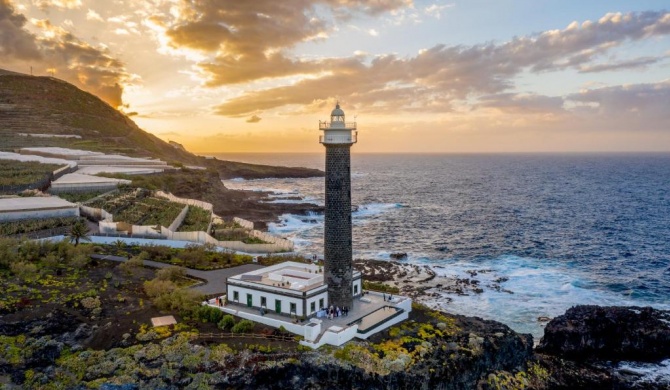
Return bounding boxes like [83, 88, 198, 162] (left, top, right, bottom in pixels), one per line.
[0, 160, 62, 187]
[0, 238, 98, 312]
[100, 169, 218, 193]
[84, 188, 185, 226]
[331, 304, 460, 375]
[256, 254, 311, 267]
[143, 278, 202, 318]
[232, 320, 254, 334]
[485, 362, 550, 390]
[116, 243, 253, 270]
[177, 206, 212, 232]
[0, 217, 81, 236]
[114, 197, 184, 226]
[55, 191, 105, 203]
[242, 236, 270, 244]
[67, 220, 90, 246]
[363, 280, 400, 294]
[218, 314, 236, 330]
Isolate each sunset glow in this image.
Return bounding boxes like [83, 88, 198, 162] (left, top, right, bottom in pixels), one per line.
[2, 0, 669, 153]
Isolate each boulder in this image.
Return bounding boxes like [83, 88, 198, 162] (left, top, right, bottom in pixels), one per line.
[537, 305, 670, 361]
[389, 252, 407, 260]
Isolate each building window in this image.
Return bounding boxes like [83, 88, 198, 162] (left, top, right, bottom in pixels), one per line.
[233, 291, 239, 302]
[354, 284, 359, 295]
[261, 296, 267, 308]
[319, 298, 324, 309]
[310, 302, 316, 313]
[290, 302, 297, 315]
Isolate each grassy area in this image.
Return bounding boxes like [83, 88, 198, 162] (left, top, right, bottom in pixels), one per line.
[177, 206, 212, 232]
[0, 160, 62, 186]
[115, 197, 184, 226]
[84, 189, 184, 227]
[99, 243, 254, 270]
[55, 191, 106, 203]
[85, 187, 136, 209]
[242, 236, 270, 244]
[363, 280, 400, 294]
[0, 217, 81, 236]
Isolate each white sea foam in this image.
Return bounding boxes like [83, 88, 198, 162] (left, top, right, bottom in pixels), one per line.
[414, 255, 670, 339]
[617, 359, 670, 386]
[353, 202, 404, 219]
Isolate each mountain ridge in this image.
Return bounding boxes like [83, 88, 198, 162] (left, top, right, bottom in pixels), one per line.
[0, 68, 323, 180]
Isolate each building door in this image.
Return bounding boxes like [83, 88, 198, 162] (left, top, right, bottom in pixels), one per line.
[246, 294, 252, 307]
[275, 299, 281, 314]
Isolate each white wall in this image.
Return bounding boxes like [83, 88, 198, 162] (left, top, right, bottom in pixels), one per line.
[80, 205, 113, 221]
[233, 217, 254, 229]
[50, 182, 125, 193]
[168, 205, 189, 231]
[0, 207, 79, 222]
[226, 283, 324, 317]
[155, 190, 213, 212]
[352, 278, 362, 297]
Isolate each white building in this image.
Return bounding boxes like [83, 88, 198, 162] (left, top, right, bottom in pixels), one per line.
[226, 261, 362, 318]
[0, 197, 79, 222]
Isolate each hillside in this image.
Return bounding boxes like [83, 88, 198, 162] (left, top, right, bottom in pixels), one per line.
[0, 69, 322, 179]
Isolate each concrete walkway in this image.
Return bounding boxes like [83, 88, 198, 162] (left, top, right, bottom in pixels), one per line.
[91, 254, 263, 295]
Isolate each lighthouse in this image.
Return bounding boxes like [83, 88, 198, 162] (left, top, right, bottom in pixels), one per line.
[320, 103, 357, 309]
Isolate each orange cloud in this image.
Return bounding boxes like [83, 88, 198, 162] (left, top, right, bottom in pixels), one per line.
[0, 1, 130, 107]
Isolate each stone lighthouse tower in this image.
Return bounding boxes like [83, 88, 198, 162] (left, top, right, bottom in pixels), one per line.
[320, 103, 357, 309]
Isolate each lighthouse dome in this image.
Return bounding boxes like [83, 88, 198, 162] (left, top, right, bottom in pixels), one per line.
[331, 103, 345, 117]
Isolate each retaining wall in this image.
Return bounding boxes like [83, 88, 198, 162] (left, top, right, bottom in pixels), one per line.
[155, 191, 213, 212]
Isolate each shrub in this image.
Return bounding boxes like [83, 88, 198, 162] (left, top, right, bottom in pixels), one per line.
[218, 315, 235, 330]
[143, 279, 177, 298]
[9, 261, 38, 280]
[231, 319, 254, 334]
[196, 305, 224, 323]
[156, 266, 186, 282]
[80, 297, 101, 309]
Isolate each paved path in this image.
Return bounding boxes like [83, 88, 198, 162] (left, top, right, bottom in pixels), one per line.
[91, 254, 263, 295]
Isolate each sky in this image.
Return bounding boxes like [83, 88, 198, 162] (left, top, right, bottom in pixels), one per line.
[1, 0, 669, 153]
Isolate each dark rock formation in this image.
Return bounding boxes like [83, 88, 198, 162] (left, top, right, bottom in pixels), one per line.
[537, 305, 670, 361]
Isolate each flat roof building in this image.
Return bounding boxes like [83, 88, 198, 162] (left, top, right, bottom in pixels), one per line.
[226, 261, 362, 318]
[0, 197, 79, 222]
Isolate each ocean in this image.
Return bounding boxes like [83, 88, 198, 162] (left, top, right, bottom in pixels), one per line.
[214, 153, 670, 340]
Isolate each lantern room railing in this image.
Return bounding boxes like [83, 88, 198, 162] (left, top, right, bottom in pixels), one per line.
[319, 121, 357, 130]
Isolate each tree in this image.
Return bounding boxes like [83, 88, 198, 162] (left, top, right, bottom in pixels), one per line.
[68, 220, 90, 247]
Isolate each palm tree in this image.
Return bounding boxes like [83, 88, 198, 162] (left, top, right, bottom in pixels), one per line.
[68, 220, 90, 246]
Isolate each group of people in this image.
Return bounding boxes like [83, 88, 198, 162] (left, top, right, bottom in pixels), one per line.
[323, 304, 349, 319]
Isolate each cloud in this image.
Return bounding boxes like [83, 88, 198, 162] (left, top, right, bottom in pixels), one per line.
[210, 10, 670, 117]
[368, 28, 379, 36]
[246, 115, 262, 123]
[0, 1, 130, 107]
[568, 80, 670, 121]
[424, 3, 454, 19]
[477, 93, 565, 114]
[0, 0, 42, 60]
[32, 0, 82, 10]
[86, 9, 103, 22]
[161, 0, 411, 85]
[578, 56, 666, 73]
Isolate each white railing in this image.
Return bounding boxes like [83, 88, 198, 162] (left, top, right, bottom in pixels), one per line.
[319, 121, 357, 130]
[319, 131, 358, 144]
